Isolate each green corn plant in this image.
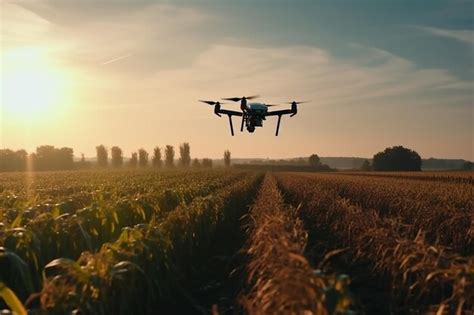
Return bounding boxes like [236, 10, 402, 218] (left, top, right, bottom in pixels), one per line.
[0, 282, 27, 315]
[0, 247, 35, 306]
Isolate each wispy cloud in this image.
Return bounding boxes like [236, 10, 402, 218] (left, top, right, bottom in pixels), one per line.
[150, 44, 472, 109]
[100, 53, 133, 66]
[411, 25, 474, 45]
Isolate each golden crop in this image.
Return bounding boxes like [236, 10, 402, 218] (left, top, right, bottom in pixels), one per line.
[276, 172, 473, 314]
[0, 170, 472, 314]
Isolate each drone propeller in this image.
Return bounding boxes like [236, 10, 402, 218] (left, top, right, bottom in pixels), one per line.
[222, 95, 259, 102]
[199, 100, 226, 106]
[265, 104, 280, 107]
[286, 101, 309, 105]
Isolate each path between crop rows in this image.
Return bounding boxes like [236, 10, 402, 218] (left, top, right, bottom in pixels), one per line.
[166, 172, 354, 314]
[238, 173, 352, 315]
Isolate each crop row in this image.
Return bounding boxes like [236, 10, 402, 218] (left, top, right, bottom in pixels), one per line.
[336, 171, 473, 185]
[276, 173, 473, 314]
[17, 173, 262, 314]
[241, 175, 352, 314]
[291, 172, 473, 254]
[0, 172, 243, 304]
[0, 174, 244, 308]
[0, 170, 239, 216]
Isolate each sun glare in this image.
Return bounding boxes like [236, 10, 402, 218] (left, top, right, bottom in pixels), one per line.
[1, 47, 71, 121]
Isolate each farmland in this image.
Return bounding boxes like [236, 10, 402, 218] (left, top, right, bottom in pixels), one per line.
[0, 170, 472, 314]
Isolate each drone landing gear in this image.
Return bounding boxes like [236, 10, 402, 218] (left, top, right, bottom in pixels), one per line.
[240, 114, 246, 132]
[227, 114, 235, 136]
[275, 114, 283, 136]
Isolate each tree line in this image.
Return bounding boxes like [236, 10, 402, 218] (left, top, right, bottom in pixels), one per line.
[360, 146, 473, 171]
[0, 146, 74, 172]
[94, 143, 227, 169]
[2, 144, 470, 173]
[359, 146, 422, 171]
[0, 144, 232, 172]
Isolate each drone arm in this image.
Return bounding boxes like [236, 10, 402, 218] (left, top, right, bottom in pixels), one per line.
[290, 106, 297, 117]
[216, 109, 243, 117]
[266, 109, 294, 117]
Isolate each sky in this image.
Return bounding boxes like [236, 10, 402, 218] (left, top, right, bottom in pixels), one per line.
[1, 0, 473, 160]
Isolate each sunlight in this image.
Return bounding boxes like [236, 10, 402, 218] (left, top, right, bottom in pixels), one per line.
[1, 47, 72, 121]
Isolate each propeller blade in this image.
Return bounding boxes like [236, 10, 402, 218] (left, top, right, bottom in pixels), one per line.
[199, 100, 227, 105]
[265, 104, 280, 107]
[222, 97, 242, 102]
[246, 95, 259, 100]
[199, 100, 217, 105]
[286, 101, 310, 104]
[222, 95, 260, 102]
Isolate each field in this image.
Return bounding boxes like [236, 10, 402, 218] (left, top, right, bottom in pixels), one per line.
[0, 170, 472, 314]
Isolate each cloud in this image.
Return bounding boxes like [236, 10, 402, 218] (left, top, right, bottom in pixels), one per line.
[5, 2, 215, 74]
[411, 25, 474, 45]
[0, 3, 52, 47]
[100, 53, 133, 66]
[148, 44, 472, 112]
[5, 2, 470, 112]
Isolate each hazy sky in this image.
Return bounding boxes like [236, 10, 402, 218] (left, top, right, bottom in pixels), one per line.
[1, 0, 473, 159]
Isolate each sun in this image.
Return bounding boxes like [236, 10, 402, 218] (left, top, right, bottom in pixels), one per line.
[1, 47, 71, 120]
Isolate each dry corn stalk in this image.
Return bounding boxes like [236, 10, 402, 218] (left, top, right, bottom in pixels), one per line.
[241, 175, 329, 315]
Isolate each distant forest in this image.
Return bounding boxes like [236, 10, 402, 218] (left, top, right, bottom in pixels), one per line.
[0, 145, 471, 172]
[0, 144, 227, 172]
[238, 157, 472, 171]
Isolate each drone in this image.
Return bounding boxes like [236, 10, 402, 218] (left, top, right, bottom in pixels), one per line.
[199, 95, 308, 136]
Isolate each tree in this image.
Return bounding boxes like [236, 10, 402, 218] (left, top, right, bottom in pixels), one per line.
[179, 143, 191, 167]
[192, 158, 201, 168]
[36, 145, 56, 170]
[202, 158, 213, 168]
[58, 147, 74, 169]
[152, 147, 162, 168]
[373, 146, 421, 171]
[96, 145, 108, 167]
[462, 161, 473, 170]
[360, 159, 371, 171]
[308, 154, 321, 168]
[34, 145, 74, 170]
[16, 150, 28, 171]
[138, 148, 149, 167]
[165, 145, 175, 167]
[111, 146, 123, 168]
[224, 150, 231, 167]
[129, 152, 138, 168]
[0, 149, 28, 172]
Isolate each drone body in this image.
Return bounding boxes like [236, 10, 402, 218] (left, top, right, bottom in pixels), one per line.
[199, 96, 306, 136]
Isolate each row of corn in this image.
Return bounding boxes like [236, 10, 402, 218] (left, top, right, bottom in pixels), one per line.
[241, 174, 353, 315]
[293, 172, 473, 254]
[338, 171, 474, 185]
[276, 173, 473, 314]
[0, 171, 258, 313]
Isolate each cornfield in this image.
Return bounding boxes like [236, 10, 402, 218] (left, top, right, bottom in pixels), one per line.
[0, 170, 472, 314]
